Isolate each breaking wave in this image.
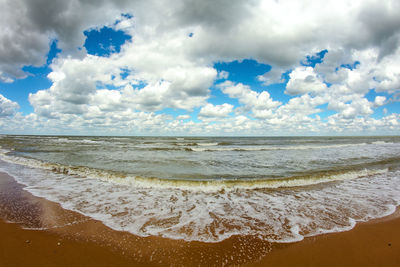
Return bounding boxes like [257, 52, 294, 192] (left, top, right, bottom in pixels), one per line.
[0, 148, 390, 191]
[0, 136, 399, 243]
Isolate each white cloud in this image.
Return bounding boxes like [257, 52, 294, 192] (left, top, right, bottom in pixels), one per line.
[277, 94, 326, 117]
[217, 71, 229, 80]
[315, 47, 400, 96]
[198, 103, 233, 119]
[0, 0, 134, 80]
[257, 67, 286, 86]
[285, 67, 327, 95]
[177, 114, 190, 120]
[374, 96, 386, 106]
[2, 0, 400, 80]
[218, 81, 281, 118]
[325, 113, 400, 133]
[0, 94, 19, 117]
[0, 71, 14, 83]
[328, 97, 374, 119]
[1, 0, 400, 135]
[372, 49, 400, 94]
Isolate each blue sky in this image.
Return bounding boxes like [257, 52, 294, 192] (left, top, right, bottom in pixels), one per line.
[0, 0, 399, 135]
[0, 41, 59, 115]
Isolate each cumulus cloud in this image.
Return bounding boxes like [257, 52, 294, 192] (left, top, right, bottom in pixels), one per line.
[198, 103, 233, 119]
[2, 0, 400, 79]
[177, 114, 190, 120]
[218, 81, 281, 117]
[257, 67, 286, 86]
[328, 96, 374, 119]
[1, 0, 400, 135]
[0, 0, 133, 81]
[285, 67, 327, 95]
[0, 94, 19, 117]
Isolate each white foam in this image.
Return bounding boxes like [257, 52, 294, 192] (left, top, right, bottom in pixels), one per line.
[1, 137, 400, 244]
[371, 141, 394, 145]
[197, 143, 219, 146]
[189, 143, 371, 152]
[48, 138, 104, 144]
[1, 157, 399, 243]
[131, 169, 389, 192]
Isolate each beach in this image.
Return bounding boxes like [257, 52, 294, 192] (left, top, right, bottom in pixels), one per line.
[1, 171, 399, 266]
[1, 0, 400, 265]
[253, 209, 400, 266]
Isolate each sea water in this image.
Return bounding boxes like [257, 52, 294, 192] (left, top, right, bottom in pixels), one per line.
[0, 135, 399, 242]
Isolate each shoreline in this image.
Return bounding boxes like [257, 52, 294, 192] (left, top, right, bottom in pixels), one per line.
[1, 171, 400, 266]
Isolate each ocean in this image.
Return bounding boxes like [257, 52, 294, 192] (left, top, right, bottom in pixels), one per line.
[0, 135, 399, 243]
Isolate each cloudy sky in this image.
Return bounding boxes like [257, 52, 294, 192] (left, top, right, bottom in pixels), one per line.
[0, 0, 399, 135]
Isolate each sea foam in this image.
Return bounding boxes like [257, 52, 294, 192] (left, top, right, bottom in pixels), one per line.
[0, 155, 399, 243]
[0, 136, 399, 243]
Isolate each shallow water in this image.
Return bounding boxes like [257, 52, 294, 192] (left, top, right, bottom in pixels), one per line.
[0, 135, 399, 242]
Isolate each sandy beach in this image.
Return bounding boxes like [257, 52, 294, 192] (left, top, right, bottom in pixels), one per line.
[1, 0, 400, 264]
[1, 171, 399, 266]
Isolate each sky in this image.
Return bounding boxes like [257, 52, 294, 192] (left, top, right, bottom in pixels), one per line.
[0, 0, 400, 136]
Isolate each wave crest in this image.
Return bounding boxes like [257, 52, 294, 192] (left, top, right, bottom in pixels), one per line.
[0, 148, 388, 192]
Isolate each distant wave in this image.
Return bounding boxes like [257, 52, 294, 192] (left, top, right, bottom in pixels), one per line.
[48, 138, 105, 145]
[370, 141, 394, 145]
[187, 142, 373, 152]
[197, 142, 219, 146]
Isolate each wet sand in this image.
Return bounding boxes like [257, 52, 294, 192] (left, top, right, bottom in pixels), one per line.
[252, 209, 400, 267]
[1, 171, 399, 266]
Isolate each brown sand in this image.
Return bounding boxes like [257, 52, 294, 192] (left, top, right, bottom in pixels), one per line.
[1, 171, 399, 267]
[252, 210, 400, 267]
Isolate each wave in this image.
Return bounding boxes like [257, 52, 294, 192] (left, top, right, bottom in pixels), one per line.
[0, 148, 389, 192]
[370, 141, 394, 145]
[188, 143, 371, 152]
[197, 142, 219, 146]
[48, 138, 105, 145]
[133, 168, 388, 191]
[146, 147, 182, 151]
[1, 143, 400, 244]
[173, 142, 225, 147]
[172, 142, 199, 146]
[1, 154, 399, 243]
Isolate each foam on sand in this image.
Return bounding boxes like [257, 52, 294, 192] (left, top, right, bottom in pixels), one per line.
[0, 155, 399, 243]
